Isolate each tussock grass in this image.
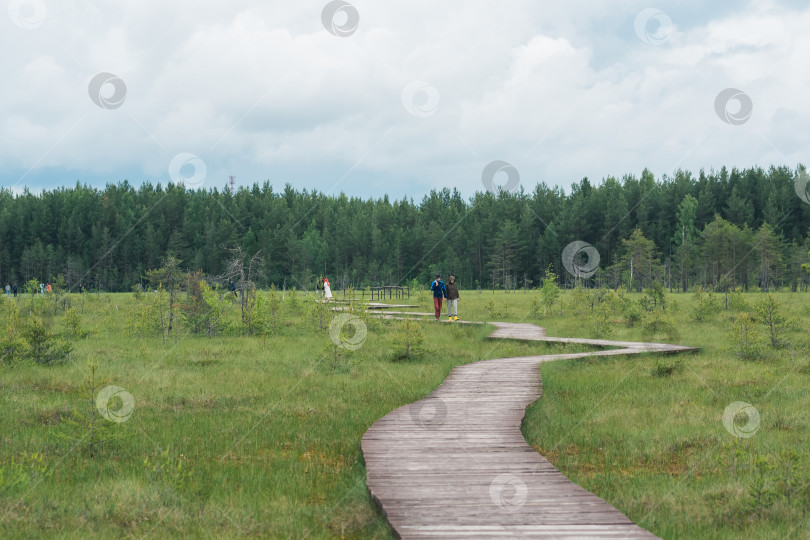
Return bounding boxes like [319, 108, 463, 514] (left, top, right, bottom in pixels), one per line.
[2, 288, 809, 538]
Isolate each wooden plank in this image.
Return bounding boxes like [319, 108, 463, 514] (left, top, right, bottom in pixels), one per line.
[361, 322, 699, 538]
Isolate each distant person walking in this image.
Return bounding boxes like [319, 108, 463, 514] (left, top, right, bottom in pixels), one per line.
[446, 275, 459, 321]
[323, 277, 333, 300]
[4, 283, 9, 296]
[229, 280, 237, 297]
[430, 273, 447, 321]
[46, 283, 52, 294]
[317, 276, 325, 300]
[12, 284, 17, 297]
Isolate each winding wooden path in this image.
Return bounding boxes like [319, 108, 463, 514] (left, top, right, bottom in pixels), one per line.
[361, 322, 697, 539]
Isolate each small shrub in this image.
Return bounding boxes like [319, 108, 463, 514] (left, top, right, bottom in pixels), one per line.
[22, 314, 72, 364]
[267, 286, 283, 333]
[747, 455, 776, 513]
[729, 312, 764, 361]
[589, 289, 616, 338]
[62, 306, 89, 339]
[144, 447, 189, 491]
[392, 318, 424, 360]
[729, 286, 749, 313]
[0, 302, 28, 366]
[254, 289, 280, 336]
[651, 357, 683, 377]
[775, 448, 801, 505]
[642, 310, 679, 343]
[24, 278, 40, 297]
[182, 276, 225, 336]
[131, 283, 144, 300]
[530, 295, 541, 319]
[539, 268, 560, 316]
[639, 281, 666, 312]
[567, 286, 589, 318]
[485, 298, 508, 319]
[287, 287, 300, 313]
[753, 293, 796, 349]
[624, 304, 643, 327]
[691, 286, 719, 322]
[306, 296, 331, 333]
[57, 361, 130, 457]
[485, 298, 497, 318]
[126, 290, 166, 340]
[0, 452, 51, 494]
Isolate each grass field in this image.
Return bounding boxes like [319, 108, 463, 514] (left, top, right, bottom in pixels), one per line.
[1, 286, 809, 538]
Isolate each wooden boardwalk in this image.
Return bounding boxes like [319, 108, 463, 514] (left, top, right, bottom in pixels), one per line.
[361, 322, 697, 539]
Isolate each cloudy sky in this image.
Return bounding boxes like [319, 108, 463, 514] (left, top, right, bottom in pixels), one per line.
[1, 0, 808, 199]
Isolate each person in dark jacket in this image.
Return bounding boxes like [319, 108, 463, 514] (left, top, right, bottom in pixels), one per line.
[430, 273, 447, 320]
[446, 275, 459, 321]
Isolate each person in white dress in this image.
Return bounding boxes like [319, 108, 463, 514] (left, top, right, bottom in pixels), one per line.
[323, 277, 333, 300]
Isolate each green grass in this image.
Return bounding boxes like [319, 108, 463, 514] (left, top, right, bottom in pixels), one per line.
[2, 288, 809, 538]
[521, 290, 810, 540]
[0, 289, 581, 539]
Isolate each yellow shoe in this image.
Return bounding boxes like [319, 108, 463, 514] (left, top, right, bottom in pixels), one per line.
[448, 316, 452, 322]
[454, 316, 459, 321]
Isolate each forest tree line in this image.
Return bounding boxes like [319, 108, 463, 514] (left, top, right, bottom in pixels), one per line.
[2, 164, 810, 293]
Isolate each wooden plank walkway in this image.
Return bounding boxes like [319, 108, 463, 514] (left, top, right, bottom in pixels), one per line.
[361, 322, 698, 539]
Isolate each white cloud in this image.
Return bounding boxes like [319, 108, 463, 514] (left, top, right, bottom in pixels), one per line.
[0, 0, 808, 197]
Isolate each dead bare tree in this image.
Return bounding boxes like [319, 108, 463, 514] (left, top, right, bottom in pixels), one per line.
[220, 247, 263, 334]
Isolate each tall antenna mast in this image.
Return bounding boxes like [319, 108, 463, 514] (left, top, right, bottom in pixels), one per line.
[229, 174, 236, 194]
